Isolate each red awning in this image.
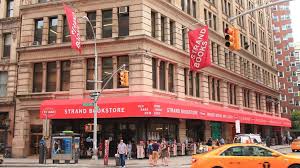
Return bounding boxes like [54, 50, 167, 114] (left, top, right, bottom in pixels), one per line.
[40, 96, 291, 127]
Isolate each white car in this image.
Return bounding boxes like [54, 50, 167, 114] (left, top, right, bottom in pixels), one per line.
[233, 134, 265, 145]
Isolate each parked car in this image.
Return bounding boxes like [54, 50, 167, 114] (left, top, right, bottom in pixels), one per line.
[233, 134, 264, 145]
[291, 139, 300, 152]
[191, 143, 300, 168]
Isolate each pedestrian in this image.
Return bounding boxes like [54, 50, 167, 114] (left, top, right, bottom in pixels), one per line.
[215, 139, 220, 146]
[219, 138, 225, 145]
[147, 140, 153, 166]
[160, 139, 168, 166]
[117, 139, 127, 168]
[152, 140, 160, 166]
[127, 141, 132, 160]
[206, 137, 213, 146]
[266, 136, 271, 147]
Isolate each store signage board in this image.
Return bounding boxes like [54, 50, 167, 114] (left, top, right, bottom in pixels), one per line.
[235, 120, 240, 134]
[40, 96, 291, 128]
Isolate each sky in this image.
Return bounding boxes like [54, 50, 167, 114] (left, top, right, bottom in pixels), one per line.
[290, 0, 300, 43]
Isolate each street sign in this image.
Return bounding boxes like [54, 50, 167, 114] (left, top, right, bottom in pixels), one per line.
[82, 102, 94, 107]
[235, 120, 240, 134]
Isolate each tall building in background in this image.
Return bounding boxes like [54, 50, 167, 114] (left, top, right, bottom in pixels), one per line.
[295, 42, 300, 91]
[271, 1, 300, 118]
[0, 0, 288, 157]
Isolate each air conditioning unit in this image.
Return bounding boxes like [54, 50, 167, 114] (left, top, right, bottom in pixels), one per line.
[32, 41, 40, 46]
[119, 6, 128, 14]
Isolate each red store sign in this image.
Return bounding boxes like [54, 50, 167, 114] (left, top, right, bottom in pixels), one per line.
[40, 96, 291, 127]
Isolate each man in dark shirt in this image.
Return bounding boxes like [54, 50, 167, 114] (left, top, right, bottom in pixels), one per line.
[151, 140, 160, 166]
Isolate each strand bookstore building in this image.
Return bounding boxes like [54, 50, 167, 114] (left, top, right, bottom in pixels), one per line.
[12, 0, 290, 158]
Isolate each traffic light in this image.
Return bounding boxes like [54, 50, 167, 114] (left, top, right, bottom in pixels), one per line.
[224, 27, 241, 51]
[119, 70, 129, 87]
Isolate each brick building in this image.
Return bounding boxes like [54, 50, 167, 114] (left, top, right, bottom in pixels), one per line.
[0, 0, 289, 157]
[271, 1, 300, 117]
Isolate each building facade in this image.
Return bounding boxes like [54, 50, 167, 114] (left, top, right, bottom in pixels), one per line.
[271, 0, 300, 117]
[0, 0, 20, 155]
[11, 0, 288, 157]
[295, 42, 300, 90]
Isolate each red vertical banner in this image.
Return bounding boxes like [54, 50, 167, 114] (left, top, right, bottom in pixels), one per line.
[188, 26, 211, 70]
[104, 140, 109, 165]
[63, 4, 81, 53]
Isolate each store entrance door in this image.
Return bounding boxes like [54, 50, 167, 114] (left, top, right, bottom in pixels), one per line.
[30, 125, 43, 155]
[211, 122, 221, 140]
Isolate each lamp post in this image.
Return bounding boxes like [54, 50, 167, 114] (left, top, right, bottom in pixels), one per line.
[81, 16, 99, 160]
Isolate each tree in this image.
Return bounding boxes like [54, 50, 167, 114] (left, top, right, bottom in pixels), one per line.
[291, 111, 300, 130]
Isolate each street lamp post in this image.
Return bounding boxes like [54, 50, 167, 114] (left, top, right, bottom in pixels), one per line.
[82, 16, 99, 160]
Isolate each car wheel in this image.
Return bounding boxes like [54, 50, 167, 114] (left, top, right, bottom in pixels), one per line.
[292, 150, 296, 152]
[289, 164, 300, 168]
[212, 167, 223, 168]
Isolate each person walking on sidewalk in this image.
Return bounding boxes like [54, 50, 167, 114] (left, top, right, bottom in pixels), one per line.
[160, 139, 168, 166]
[152, 140, 160, 166]
[147, 140, 154, 166]
[127, 141, 132, 160]
[117, 139, 128, 168]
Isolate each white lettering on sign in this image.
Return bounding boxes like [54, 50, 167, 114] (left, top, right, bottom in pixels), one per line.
[190, 28, 208, 68]
[64, 107, 125, 114]
[71, 12, 81, 49]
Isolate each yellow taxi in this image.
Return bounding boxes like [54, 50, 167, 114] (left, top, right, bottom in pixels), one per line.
[191, 143, 300, 168]
[291, 139, 300, 152]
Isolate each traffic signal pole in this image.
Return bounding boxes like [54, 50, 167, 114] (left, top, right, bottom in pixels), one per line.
[229, 0, 295, 22]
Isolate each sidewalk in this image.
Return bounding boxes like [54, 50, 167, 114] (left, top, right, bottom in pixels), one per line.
[1, 156, 191, 168]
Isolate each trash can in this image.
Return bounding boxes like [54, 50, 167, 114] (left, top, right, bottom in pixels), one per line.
[115, 154, 120, 166]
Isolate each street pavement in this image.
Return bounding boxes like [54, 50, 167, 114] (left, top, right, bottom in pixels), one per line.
[0, 145, 299, 168]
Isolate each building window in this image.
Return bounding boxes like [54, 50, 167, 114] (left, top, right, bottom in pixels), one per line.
[102, 57, 113, 89]
[243, 89, 250, 108]
[228, 83, 236, 105]
[209, 77, 220, 102]
[189, 71, 193, 96]
[168, 64, 174, 92]
[33, 63, 43, 92]
[193, 1, 196, 17]
[184, 68, 188, 95]
[60, 61, 70, 91]
[151, 11, 156, 38]
[159, 61, 166, 91]
[170, 21, 175, 45]
[161, 16, 165, 42]
[118, 7, 129, 36]
[152, 58, 157, 89]
[102, 9, 113, 38]
[48, 17, 58, 44]
[3, 34, 11, 58]
[46, 62, 57, 92]
[86, 11, 96, 40]
[196, 73, 200, 97]
[255, 93, 261, 110]
[0, 72, 8, 97]
[6, 0, 14, 17]
[63, 16, 70, 42]
[86, 58, 95, 90]
[182, 27, 186, 50]
[34, 19, 43, 45]
[117, 56, 129, 88]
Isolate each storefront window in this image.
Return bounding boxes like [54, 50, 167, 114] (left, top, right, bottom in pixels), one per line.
[147, 123, 177, 141]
